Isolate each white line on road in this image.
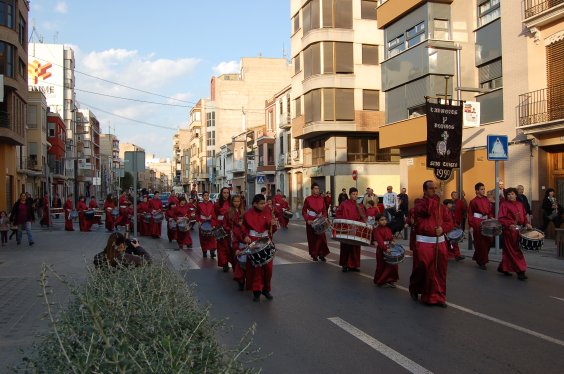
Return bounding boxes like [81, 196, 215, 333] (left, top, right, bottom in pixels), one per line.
[550, 296, 564, 303]
[328, 317, 433, 374]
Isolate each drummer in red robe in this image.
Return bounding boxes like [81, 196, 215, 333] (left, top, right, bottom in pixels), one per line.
[137, 195, 150, 236]
[302, 183, 330, 262]
[215, 187, 233, 272]
[373, 213, 399, 287]
[167, 191, 179, 206]
[443, 199, 465, 261]
[149, 192, 163, 238]
[468, 182, 493, 270]
[335, 187, 367, 272]
[39, 193, 50, 227]
[89, 196, 101, 226]
[241, 194, 278, 302]
[103, 194, 116, 232]
[116, 192, 128, 228]
[498, 187, 531, 280]
[197, 191, 217, 258]
[175, 197, 192, 250]
[409, 180, 453, 307]
[227, 194, 247, 290]
[273, 190, 289, 229]
[77, 195, 91, 232]
[165, 201, 177, 244]
[63, 195, 74, 231]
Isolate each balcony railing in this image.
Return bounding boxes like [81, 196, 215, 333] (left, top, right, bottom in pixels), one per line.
[518, 83, 564, 127]
[524, 0, 564, 19]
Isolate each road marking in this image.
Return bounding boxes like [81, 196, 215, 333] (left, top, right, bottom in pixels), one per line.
[166, 249, 200, 271]
[550, 296, 564, 303]
[275, 243, 317, 261]
[328, 317, 433, 374]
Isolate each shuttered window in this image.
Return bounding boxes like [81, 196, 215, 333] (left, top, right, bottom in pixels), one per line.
[547, 38, 564, 121]
[479, 58, 503, 89]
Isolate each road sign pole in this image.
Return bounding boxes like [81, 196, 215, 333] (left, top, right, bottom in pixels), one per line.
[495, 160, 499, 254]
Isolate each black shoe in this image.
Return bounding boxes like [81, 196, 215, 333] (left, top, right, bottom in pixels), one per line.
[262, 291, 273, 300]
[319, 256, 326, 262]
[312, 256, 318, 262]
[210, 250, 216, 259]
[497, 267, 512, 276]
[410, 291, 418, 301]
[455, 256, 465, 261]
[203, 252, 208, 258]
[253, 291, 261, 302]
[478, 264, 487, 270]
[342, 266, 348, 273]
[29, 241, 34, 246]
[435, 302, 448, 308]
[517, 272, 528, 281]
[238, 281, 245, 291]
[223, 265, 229, 273]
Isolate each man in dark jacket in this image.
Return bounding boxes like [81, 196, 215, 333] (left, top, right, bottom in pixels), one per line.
[517, 185, 533, 222]
[338, 188, 348, 205]
[10, 192, 35, 246]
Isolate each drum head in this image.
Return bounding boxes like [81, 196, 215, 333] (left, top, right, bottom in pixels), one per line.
[201, 221, 212, 231]
[384, 244, 405, 264]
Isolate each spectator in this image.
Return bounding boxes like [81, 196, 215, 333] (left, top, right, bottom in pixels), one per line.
[383, 186, 398, 221]
[338, 188, 348, 205]
[0, 210, 9, 246]
[94, 232, 152, 268]
[9, 192, 35, 246]
[516, 185, 532, 222]
[397, 187, 409, 217]
[52, 193, 62, 219]
[324, 191, 332, 212]
[363, 188, 378, 209]
[541, 188, 562, 232]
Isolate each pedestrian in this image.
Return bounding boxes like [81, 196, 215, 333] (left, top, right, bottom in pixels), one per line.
[215, 187, 233, 272]
[0, 210, 9, 246]
[335, 187, 367, 272]
[302, 183, 330, 262]
[137, 194, 150, 236]
[39, 193, 50, 228]
[103, 193, 116, 232]
[228, 194, 247, 290]
[409, 180, 453, 307]
[165, 201, 177, 244]
[94, 233, 152, 269]
[382, 186, 398, 221]
[541, 188, 562, 232]
[9, 193, 35, 246]
[451, 191, 467, 232]
[363, 188, 378, 209]
[63, 194, 74, 231]
[338, 188, 348, 205]
[89, 196, 101, 226]
[274, 194, 290, 229]
[443, 199, 464, 261]
[516, 185, 533, 223]
[324, 191, 332, 213]
[468, 183, 493, 270]
[498, 187, 531, 280]
[373, 213, 399, 288]
[52, 193, 62, 219]
[197, 191, 217, 258]
[397, 187, 409, 217]
[242, 193, 278, 301]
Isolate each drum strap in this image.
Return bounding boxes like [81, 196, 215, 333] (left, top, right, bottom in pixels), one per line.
[355, 202, 367, 223]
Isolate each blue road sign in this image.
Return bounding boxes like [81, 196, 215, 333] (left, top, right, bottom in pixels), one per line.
[487, 135, 508, 161]
[256, 175, 265, 184]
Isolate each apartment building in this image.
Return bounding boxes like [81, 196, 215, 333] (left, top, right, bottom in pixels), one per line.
[75, 109, 101, 199]
[172, 128, 190, 190]
[47, 111, 66, 196]
[290, 0, 399, 209]
[376, 0, 559, 223]
[100, 133, 121, 197]
[0, 0, 29, 211]
[188, 100, 209, 193]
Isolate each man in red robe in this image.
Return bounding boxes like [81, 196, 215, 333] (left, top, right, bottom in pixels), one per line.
[498, 187, 531, 280]
[89, 196, 101, 226]
[149, 192, 163, 238]
[64, 195, 74, 231]
[409, 180, 453, 307]
[335, 187, 367, 272]
[167, 191, 179, 207]
[302, 183, 330, 262]
[242, 194, 278, 302]
[468, 182, 493, 270]
[214, 187, 233, 272]
[197, 191, 217, 258]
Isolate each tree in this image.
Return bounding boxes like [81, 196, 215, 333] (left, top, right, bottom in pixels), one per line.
[120, 172, 133, 192]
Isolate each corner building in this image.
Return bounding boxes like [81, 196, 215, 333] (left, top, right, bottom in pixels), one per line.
[290, 0, 399, 207]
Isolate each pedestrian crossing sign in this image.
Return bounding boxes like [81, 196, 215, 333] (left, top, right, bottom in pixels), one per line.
[487, 135, 508, 161]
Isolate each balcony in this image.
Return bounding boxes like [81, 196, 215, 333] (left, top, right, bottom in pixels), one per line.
[379, 115, 427, 149]
[296, 110, 385, 140]
[0, 111, 24, 145]
[377, 0, 453, 29]
[278, 112, 291, 129]
[518, 83, 564, 135]
[524, 0, 564, 25]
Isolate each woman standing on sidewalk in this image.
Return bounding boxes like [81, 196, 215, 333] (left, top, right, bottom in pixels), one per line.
[0, 211, 9, 246]
[9, 193, 35, 246]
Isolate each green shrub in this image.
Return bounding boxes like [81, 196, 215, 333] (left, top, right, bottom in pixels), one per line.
[22, 261, 258, 373]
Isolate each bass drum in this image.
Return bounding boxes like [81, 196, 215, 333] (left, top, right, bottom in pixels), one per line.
[153, 211, 164, 223]
[332, 219, 373, 246]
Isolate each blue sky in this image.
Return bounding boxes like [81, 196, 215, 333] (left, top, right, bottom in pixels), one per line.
[29, 0, 291, 157]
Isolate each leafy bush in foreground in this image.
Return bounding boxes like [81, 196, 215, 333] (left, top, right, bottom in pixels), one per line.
[23, 261, 256, 373]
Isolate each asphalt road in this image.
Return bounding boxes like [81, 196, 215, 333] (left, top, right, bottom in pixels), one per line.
[174, 221, 564, 374]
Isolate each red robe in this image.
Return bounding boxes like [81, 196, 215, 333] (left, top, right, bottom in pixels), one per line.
[227, 209, 246, 283]
[302, 194, 330, 259]
[409, 195, 454, 305]
[335, 198, 367, 270]
[174, 204, 192, 247]
[167, 195, 179, 206]
[468, 195, 494, 266]
[445, 209, 461, 259]
[89, 199, 101, 225]
[242, 207, 277, 292]
[77, 200, 91, 232]
[498, 200, 528, 273]
[149, 198, 163, 238]
[197, 201, 217, 253]
[407, 207, 416, 256]
[373, 225, 399, 285]
[214, 200, 232, 268]
[117, 195, 129, 227]
[165, 208, 177, 242]
[40, 197, 50, 226]
[274, 196, 289, 228]
[64, 199, 74, 231]
[104, 200, 116, 231]
[137, 201, 150, 236]
[453, 198, 466, 228]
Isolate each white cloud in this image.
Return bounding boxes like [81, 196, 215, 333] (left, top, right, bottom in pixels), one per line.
[54, 1, 68, 14]
[212, 60, 240, 75]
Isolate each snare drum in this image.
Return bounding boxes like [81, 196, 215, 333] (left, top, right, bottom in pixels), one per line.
[153, 211, 164, 223]
[480, 219, 502, 237]
[283, 209, 294, 220]
[111, 207, 119, 217]
[168, 218, 177, 230]
[519, 229, 544, 251]
[311, 216, 330, 234]
[212, 226, 228, 240]
[143, 212, 152, 224]
[446, 228, 464, 243]
[200, 221, 214, 237]
[245, 238, 277, 267]
[69, 210, 79, 220]
[84, 210, 95, 219]
[332, 219, 373, 246]
[383, 244, 406, 264]
[177, 218, 188, 232]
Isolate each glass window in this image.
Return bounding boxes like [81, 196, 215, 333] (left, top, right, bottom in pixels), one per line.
[294, 53, 301, 75]
[18, 12, 25, 47]
[335, 42, 353, 73]
[363, 90, 380, 111]
[48, 123, 55, 137]
[295, 97, 302, 116]
[303, 42, 321, 79]
[407, 22, 425, 48]
[293, 13, 300, 34]
[347, 137, 377, 162]
[322, 0, 352, 29]
[323, 42, 334, 74]
[18, 58, 25, 78]
[479, 58, 503, 89]
[335, 88, 354, 120]
[311, 138, 325, 166]
[323, 89, 335, 121]
[362, 44, 379, 65]
[303, 0, 320, 35]
[304, 89, 322, 123]
[27, 105, 37, 128]
[361, 0, 378, 20]
[387, 34, 405, 57]
[478, 0, 500, 27]
[433, 19, 450, 40]
[0, 0, 15, 29]
[267, 143, 275, 164]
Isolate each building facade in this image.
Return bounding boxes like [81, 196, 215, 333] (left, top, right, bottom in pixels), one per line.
[100, 133, 121, 197]
[47, 111, 66, 197]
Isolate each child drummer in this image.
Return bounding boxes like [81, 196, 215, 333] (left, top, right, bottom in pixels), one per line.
[443, 199, 465, 261]
[373, 213, 399, 288]
[242, 194, 278, 302]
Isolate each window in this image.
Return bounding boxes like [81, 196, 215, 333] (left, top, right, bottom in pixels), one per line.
[206, 111, 215, 127]
[18, 58, 25, 78]
[267, 143, 274, 165]
[48, 123, 55, 137]
[479, 58, 502, 90]
[294, 53, 301, 75]
[0, 41, 14, 77]
[347, 137, 377, 162]
[362, 44, 379, 65]
[0, 0, 15, 29]
[295, 97, 302, 117]
[293, 13, 300, 34]
[304, 89, 322, 123]
[407, 22, 425, 48]
[303, 0, 320, 35]
[303, 42, 321, 79]
[433, 19, 449, 40]
[305, 88, 354, 124]
[361, 0, 378, 20]
[335, 42, 353, 73]
[287, 133, 292, 154]
[363, 90, 380, 111]
[387, 34, 405, 57]
[28, 142, 38, 157]
[268, 111, 273, 130]
[18, 12, 25, 48]
[27, 105, 37, 128]
[310, 138, 325, 166]
[478, 0, 500, 27]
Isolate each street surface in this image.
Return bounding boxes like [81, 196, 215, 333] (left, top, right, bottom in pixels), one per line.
[1, 219, 564, 373]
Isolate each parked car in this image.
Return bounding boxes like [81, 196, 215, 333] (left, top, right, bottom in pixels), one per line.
[159, 192, 170, 208]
